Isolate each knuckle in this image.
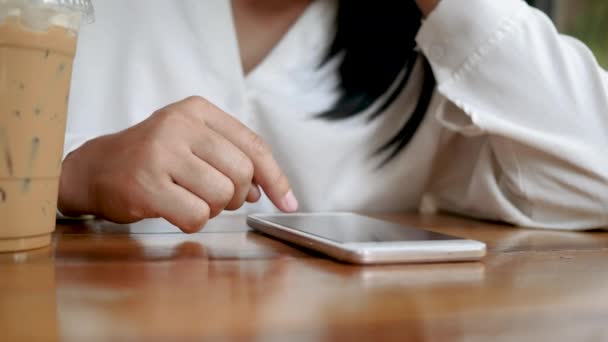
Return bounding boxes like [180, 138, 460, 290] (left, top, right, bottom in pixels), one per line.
[153, 105, 195, 128]
[183, 205, 209, 233]
[183, 95, 208, 108]
[151, 97, 210, 136]
[234, 154, 255, 187]
[208, 177, 235, 217]
[182, 96, 212, 118]
[242, 157, 255, 180]
[151, 106, 176, 123]
[248, 133, 270, 156]
[220, 178, 236, 204]
[271, 170, 288, 192]
[155, 108, 184, 126]
[149, 112, 179, 136]
[225, 158, 253, 212]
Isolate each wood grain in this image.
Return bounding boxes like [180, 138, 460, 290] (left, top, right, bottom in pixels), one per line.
[1, 213, 607, 341]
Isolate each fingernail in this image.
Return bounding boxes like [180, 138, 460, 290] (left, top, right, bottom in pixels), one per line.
[280, 190, 298, 212]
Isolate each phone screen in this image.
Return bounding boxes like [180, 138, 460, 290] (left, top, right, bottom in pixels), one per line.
[262, 214, 462, 243]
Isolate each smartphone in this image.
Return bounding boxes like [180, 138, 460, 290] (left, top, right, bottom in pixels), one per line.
[247, 213, 486, 265]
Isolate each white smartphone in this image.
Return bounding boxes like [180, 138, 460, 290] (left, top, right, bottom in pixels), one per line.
[247, 213, 486, 265]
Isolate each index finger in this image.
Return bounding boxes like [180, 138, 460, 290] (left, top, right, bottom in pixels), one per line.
[180, 96, 298, 212]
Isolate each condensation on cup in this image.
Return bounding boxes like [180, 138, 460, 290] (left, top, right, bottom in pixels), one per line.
[0, 0, 93, 252]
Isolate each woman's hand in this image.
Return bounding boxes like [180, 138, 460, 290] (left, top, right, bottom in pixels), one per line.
[416, 0, 440, 17]
[58, 96, 298, 233]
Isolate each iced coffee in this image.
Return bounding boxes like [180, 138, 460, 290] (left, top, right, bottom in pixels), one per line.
[0, 0, 92, 251]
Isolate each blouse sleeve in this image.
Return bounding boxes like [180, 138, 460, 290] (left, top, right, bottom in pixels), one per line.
[416, 0, 608, 229]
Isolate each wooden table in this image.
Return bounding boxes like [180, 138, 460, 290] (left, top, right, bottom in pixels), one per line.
[2, 213, 608, 341]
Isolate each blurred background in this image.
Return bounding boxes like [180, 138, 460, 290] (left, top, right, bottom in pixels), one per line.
[529, 0, 607, 67]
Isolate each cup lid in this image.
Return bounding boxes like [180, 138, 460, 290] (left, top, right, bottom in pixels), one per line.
[2, 0, 94, 23]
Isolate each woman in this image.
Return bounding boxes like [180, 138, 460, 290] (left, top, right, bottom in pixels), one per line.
[59, 0, 608, 232]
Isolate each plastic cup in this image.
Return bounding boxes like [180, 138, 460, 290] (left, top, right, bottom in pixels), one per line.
[0, 0, 93, 252]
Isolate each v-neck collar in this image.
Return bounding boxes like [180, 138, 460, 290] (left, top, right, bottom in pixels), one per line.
[226, 0, 334, 83]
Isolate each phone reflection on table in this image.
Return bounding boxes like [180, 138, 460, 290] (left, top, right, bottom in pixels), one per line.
[355, 262, 485, 288]
[303, 258, 486, 289]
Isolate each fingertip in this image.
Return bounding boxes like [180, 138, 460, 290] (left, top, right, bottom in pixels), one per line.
[177, 201, 210, 234]
[279, 189, 298, 212]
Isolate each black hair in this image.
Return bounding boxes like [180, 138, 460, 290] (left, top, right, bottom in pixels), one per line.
[318, 1, 436, 165]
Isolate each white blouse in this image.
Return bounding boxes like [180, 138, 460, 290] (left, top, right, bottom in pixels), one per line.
[66, 0, 608, 229]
